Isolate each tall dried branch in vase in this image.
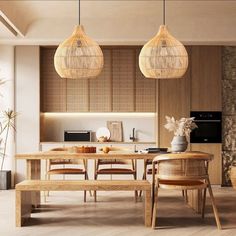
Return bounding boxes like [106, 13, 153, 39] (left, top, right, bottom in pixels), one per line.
[0, 110, 17, 171]
[0, 79, 18, 171]
[164, 116, 198, 137]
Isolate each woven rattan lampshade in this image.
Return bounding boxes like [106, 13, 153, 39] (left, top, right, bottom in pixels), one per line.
[139, 25, 188, 79]
[54, 25, 104, 79]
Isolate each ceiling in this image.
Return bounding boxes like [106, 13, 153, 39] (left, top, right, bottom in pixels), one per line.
[0, 0, 236, 45]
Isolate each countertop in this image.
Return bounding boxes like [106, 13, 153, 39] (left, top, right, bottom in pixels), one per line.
[40, 141, 156, 145]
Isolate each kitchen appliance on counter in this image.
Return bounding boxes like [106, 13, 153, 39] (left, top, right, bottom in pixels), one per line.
[190, 111, 222, 143]
[64, 130, 92, 142]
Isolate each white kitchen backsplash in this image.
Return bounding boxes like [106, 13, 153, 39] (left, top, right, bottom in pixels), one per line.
[43, 113, 156, 142]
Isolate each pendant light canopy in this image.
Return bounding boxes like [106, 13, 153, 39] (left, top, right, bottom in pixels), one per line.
[54, 0, 104, 79]
[139, 0, 188, 79]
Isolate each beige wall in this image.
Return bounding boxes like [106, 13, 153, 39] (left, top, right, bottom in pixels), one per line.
[15, 46, 40, 182]
[0, 45, 15, 186]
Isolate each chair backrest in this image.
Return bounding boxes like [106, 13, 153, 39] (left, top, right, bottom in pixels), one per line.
[97, 159, 134, 171]
[49, 147, 84, 165]
[153, 152, 213, 181]
[97, 146, 135, 169]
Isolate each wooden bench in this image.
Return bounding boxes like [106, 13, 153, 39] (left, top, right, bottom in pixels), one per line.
[15, 180, 151, 227]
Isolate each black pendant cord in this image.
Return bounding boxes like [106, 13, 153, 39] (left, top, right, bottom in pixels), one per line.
[163, 0, 166, 25]
[78, 0, 81, 25]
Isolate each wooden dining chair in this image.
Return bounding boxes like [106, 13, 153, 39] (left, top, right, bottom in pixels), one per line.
[45, 147, 89, 202]
[94, 148, 137, 202]
[151, 152, 221, 230]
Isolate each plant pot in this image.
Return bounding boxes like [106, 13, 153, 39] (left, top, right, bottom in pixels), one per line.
[0, 170, 11, 190]
[171, 136, 188, 153]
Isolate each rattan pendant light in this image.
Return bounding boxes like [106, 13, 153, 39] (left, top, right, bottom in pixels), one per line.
[139, 0, 188, 79]
[54, 0, 104, 79]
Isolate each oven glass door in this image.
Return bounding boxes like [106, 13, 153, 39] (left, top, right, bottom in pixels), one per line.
[190, 121, 222, 143]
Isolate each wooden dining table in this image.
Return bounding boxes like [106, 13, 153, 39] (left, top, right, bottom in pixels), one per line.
[15, 151, 203, 212]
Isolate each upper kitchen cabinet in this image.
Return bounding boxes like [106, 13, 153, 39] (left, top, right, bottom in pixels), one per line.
[40, 47, 66, 112]
[112, 48, 135, 112]
[40, 46, 156, 112]
[67, 79, 89, 112]
[191, 46, 222, 111]
[89, 48, 112, 112]
[135, 49, 156, 112]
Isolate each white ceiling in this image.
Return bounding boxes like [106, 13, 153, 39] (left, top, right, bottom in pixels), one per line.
[0, 0, 236, 45]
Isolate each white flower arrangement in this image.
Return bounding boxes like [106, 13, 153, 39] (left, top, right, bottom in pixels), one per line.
[164, 116, 198, 137]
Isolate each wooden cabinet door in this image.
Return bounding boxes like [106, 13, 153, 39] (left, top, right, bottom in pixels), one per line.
[66, 79, 89, 112]
[112, 48, 135, 112]
[40, 48, 66, 112]
[89, 49, 112, 112]
[158, 47, 191, 147]
[135, 49, 156, 112]
[190, 144, 222, 185]
[191, 46, 222, 111]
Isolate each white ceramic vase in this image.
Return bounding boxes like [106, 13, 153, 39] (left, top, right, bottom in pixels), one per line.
[171, 136, 188, 153]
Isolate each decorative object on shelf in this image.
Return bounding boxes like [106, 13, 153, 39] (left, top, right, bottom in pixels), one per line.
[54, 0, 104, 79]
[99, 146, 130, 154]
[139, 0, 188, 79]
[0, 109, 18, 190]
[68, 146, 96, 153]
[99, 146, 111, 154]
[96, 127, 110, 142]
[107, 121, 123, 142]
[164, 116, 197, 152]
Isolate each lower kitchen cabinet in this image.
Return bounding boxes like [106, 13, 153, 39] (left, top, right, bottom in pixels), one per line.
[190, 144, 222, 185]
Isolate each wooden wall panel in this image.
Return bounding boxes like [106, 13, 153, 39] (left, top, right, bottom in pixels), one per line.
[135, 49, 156, 112]
[112, 48, 135, 112]
[40, 48, 66, 112]
[66, 79, 89, 112]
[190, 144, 222, 184]
[89, 49, 112, 112]
[191, 46, 222, 111]
[158, 47, 191, 147]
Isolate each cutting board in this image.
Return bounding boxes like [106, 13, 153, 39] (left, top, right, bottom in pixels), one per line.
[107, 121, 123, 142]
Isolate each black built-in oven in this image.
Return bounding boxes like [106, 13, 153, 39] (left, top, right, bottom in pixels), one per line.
[190, 111, 222, 143]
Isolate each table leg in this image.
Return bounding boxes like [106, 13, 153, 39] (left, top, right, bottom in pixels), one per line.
[27, 160, 41, 207]
[16, 190, 32, 227]
[144, 189, 152, 227]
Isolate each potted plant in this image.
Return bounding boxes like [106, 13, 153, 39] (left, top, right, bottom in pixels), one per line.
[164, 116, 197, 152]
[0, 109, 17, 189]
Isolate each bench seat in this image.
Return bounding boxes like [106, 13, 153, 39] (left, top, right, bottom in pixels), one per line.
[15, 180, 151, 227]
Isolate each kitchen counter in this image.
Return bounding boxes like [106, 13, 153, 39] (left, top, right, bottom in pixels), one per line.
[40, 141, 156, 145]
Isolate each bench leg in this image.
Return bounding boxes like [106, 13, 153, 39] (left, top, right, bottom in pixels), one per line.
[144, 189, 152, 227]
[16, 190, 32, 227]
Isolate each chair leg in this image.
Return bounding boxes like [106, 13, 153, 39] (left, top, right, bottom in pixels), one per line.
[84, 190, 87, 203]
[184, 190, 188, 203]
[201, 188, 207, 219]
[84, 173, 87, 203]
[152, 183, 159, 229]
[94, 173, 97, 202]
[139, 172, 145, 197]
[133, 173, 138, 202]
[206, 178, 222, 230]
[46, 173, 50, 197]
[85, 172, 92, 197]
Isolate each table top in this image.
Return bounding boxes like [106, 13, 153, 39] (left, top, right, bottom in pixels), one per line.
[15, 151, 213, 161]
[15, 151, 158, 160]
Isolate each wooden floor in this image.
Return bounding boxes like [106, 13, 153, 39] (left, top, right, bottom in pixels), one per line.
[0, 187, 236, 236]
